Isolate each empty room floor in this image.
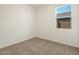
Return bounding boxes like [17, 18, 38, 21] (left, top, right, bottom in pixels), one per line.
[0, 37, 79, 55]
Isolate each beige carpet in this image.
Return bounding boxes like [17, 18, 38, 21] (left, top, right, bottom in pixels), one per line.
[0, 37, 79, 55]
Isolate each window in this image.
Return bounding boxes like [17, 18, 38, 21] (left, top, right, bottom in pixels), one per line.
[56, 5, 71, 29]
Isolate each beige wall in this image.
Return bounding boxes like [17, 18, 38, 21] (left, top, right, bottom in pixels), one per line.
[36, 4, 79, 48]
[0, 5, 36, 48]
[0, 4, 79, 48]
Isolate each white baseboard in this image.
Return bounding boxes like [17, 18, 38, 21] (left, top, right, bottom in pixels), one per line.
[0, 35, 79, 49]
[37, 36, 79, 48]
[0, 36, 35, 49]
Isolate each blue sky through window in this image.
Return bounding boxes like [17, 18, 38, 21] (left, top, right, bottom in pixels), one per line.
[57, 5, 71, 14]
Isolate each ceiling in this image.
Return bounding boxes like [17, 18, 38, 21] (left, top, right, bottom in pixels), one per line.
[28, 4, 63, 8]
[28, 4, 49, 8]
